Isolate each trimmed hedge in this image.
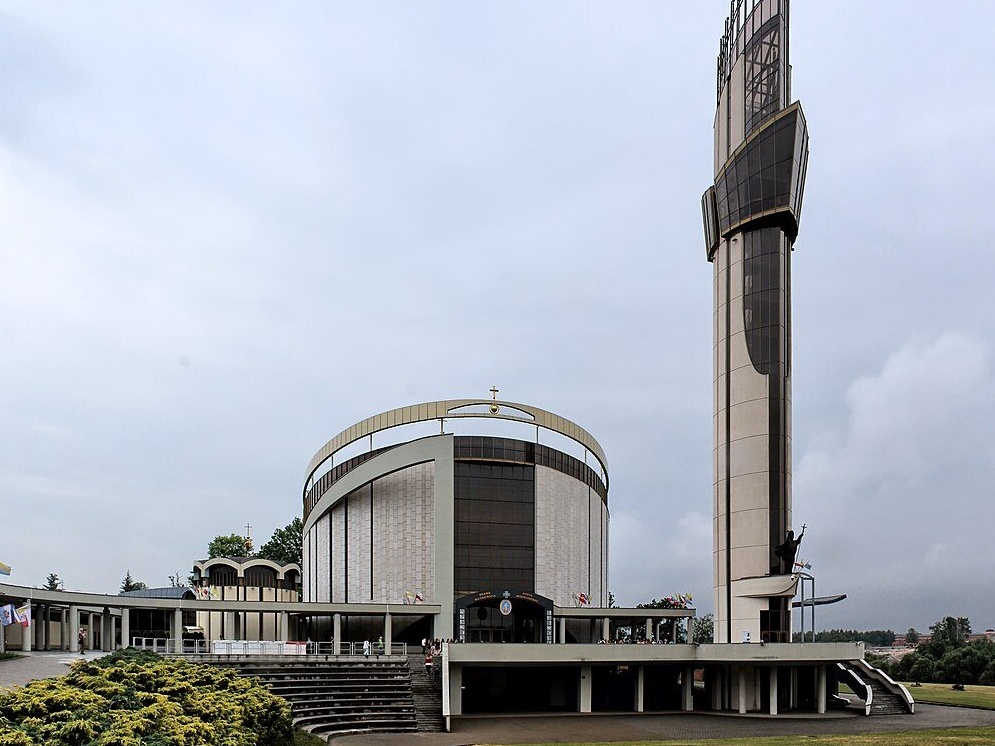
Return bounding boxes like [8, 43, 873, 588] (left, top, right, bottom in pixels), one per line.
[0, 649, 293, 746]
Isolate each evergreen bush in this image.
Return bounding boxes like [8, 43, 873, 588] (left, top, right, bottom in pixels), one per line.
[0, 649, 293, 746]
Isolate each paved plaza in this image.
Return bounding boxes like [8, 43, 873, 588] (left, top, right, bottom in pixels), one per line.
[0, 650, 101, 690]
[332, 706, 995, 744]
[4, 652, 995, 744]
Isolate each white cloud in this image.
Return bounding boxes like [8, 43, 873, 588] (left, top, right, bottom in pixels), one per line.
[796, 332, 995, 630]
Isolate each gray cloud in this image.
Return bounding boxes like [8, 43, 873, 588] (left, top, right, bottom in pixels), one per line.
[1, 2, 993, 636]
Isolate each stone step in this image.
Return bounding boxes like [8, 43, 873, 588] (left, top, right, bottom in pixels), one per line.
[198, 656, 422, 737]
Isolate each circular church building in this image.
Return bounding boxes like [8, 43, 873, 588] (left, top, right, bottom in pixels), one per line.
[302, 398, 609, 643]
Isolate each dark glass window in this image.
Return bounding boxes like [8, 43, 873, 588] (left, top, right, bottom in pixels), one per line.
[742, 227, 789, 375]
[209, 566, 237, 587]
[454, 461, 535, 595]
[245, 566, 277, 588]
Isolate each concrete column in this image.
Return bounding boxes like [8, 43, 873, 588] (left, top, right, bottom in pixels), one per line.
[737, 668, 747, 714]
[101, 608, 112, 652]
[769, 667, 778, 715]
[687, 616, 695, 644]
[816, 665, 827, 714]
[333, 613, 341, 655]
[279, 612, 288, 642]
[645, 617, 652, 642]
[448, 664, 462, 716]
[384, 611, 392, 653]
[579, 664, 592, 713]
[69, 606, 80, 653]
[558, 617, 566, 644]
[173, 609, 183, 653]
[37, 605, 47, 650]
[88, 613, 97, 649]
[683, 666, 694, 711]
[601, 617, 610, 642]
[790, 666, 797, 710]
[61, 608, 68, 651]
[223, 611, 235, 640]
[635, 666, 644, 712]
[121, 608, 130, 649]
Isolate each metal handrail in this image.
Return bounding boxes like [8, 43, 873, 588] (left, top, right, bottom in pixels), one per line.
[131, 637, 408, 657]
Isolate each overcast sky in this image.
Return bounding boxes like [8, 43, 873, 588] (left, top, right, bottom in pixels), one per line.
[2, 2, 993, 636]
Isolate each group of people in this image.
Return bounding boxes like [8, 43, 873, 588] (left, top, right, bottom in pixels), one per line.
[362, 637, 386, 657]
[598, 637, 671, 645]
[421, 637, 453, 677]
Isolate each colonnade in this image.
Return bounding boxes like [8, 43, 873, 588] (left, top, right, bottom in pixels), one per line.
[0, 602, 133, 653]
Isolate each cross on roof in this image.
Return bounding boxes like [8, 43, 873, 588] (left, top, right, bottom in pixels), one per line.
[490, 386, 499, 400]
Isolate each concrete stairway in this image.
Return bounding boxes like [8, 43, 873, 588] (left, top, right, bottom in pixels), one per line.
[836, 660, 914, 715]
[407, 653, 445, 732]
[197, 656, 418, 738]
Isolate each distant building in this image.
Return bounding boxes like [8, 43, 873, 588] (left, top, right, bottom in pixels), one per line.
[191, 556, 301, 640]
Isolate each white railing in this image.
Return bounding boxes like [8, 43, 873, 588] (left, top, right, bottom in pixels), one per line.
[130, 638, 407, 657]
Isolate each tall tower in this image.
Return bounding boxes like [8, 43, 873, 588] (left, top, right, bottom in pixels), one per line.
[701, 0, 808, 644]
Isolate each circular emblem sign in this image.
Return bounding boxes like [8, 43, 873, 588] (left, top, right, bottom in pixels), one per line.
[499, 599, 512, 616]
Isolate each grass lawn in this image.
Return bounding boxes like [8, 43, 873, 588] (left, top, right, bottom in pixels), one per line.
[491, 729, 995, 746]
[905, 682, 995, 710]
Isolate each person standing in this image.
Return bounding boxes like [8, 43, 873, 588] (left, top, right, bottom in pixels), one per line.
[77, 627, 86, 654]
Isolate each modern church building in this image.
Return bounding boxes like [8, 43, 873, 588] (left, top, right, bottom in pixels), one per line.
[301, 398, 611, 643]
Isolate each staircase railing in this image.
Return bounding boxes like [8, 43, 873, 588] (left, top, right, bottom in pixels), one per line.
[835, 662, 872, 715]
[854, 658, 915, 713]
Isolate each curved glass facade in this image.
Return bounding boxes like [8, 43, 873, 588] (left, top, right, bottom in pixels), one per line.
[712, 106, 808, 240]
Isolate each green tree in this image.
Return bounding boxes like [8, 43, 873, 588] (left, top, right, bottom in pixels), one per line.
[120, 571, 147, 593]
[208, 533, 253, 558]
[923, 616, 972, 658]
[906, 653, 936, 683]
[936, 645, 987, 686]
[258, 518, 303, 566]
[693, 613, 715, 644]
[906, 627, 920, 646]
[44, 573, 63, 591]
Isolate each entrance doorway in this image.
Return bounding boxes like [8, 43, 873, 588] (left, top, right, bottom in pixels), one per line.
[455, 590, 553, 644]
